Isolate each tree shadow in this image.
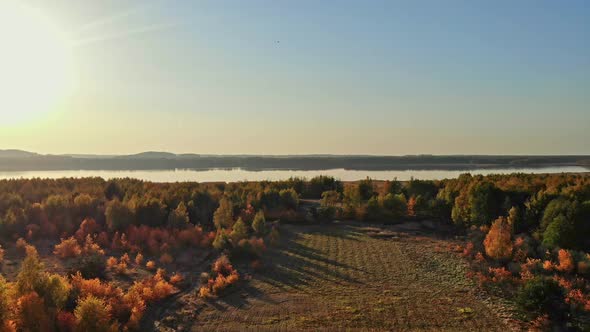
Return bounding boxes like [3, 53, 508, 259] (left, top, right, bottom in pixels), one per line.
[245, 227, 367, 298]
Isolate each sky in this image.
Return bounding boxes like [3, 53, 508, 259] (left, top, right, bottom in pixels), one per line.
[1, 0, 589, 155]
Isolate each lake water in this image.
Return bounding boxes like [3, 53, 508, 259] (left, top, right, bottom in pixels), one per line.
[0, 166, 587, 182]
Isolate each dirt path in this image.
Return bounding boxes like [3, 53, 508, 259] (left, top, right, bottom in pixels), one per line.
[153, 222, 517, 331]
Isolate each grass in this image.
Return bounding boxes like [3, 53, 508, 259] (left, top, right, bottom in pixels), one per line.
[179, 222, 513, 331]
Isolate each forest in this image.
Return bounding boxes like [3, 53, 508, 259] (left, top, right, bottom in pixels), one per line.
[0, 173, 589, 330]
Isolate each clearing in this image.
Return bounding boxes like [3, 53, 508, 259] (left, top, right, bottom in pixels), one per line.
[153, 221, 518, 331]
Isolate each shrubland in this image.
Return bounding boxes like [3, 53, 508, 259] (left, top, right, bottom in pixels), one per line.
[0, 173, 589, 329]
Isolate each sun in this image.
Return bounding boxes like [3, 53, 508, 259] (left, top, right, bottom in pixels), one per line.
[0, 2, 75, 124]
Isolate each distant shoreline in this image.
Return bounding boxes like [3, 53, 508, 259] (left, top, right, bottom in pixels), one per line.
[0, 152, 589, 172]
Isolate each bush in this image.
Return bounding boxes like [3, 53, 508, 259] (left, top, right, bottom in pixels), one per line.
[517, 277, 566, 319]
[234, 237, 266, 259]
[316, 206, 336, 222]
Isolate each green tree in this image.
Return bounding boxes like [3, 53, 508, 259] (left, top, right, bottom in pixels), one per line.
[105, 199, 134, 232]
[0, 275, 9, 324]
[213, 229, 230, 250]
[16, 246, 44, 295]
[279, 189, 299, 210]
[104, 180, 123, 200]
[134, 197, 167, 227]
[74, 193, 96, 220]
[38, 274, 70, 310]
[213, 198, 234, 229]
[320, 190, 340, 207]
[231, 218, 249, 242]
[468, 182, 502, 226]
[366, 196, 381, 220]
[542, 215, 574, 249]
[384, 179, 402, 195]
[382, 193, 406, 217]
[167, 201, 190, 228]
[358, 178, 374, 201]
[507, 206, 523, 233]
[75, 296, 118, 332]
[252, 211, 266, 236]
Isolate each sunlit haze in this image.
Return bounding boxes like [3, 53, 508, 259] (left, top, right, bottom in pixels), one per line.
[1, 0, 589, 155]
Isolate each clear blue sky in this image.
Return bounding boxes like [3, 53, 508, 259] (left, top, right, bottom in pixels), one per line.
[2, 0, 589, 155]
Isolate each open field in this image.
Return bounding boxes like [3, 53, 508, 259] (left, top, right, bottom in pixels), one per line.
[152, 222, 518, 331]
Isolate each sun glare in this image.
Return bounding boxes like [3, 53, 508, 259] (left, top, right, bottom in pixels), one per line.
[0, 2, 74, 124]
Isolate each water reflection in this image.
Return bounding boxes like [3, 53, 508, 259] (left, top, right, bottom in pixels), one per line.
[0, 167, 587, 182]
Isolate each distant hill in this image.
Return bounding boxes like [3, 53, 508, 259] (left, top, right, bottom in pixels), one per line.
[0, 150, 589, 172]
[118, 151, 178, 159]
[0, 149, 38, 158]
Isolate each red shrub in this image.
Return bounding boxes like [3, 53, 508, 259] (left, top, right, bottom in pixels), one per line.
[16, 238, 28, 252]
[200, 255, 240, 297]
[146, 261, 156, 271]
[543, 260, 554, 271]
[75, 218, 101, 243]
[25, 224, 40, 241]
[15, 292, 52, 332]
[461, 242, 474, 258]
[213, 255, 234, 276]
[82, 235, 105, 256]
[135, 253, 144, 266]
[56, 311, 77, 332]
[488, 267, 512, 283]
[556, 249, 575, 273]
[176, 226, 205, 247]
[54, 237, 82, 259]
[475, 252, 486, 263]
[159, 253, 173, 265]
[170, 273, 184, 285]
[120, 253, 130, 265]
[96, 232, 110, 248]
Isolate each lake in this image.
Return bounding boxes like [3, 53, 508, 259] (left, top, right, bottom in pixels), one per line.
[0, 166, 587, 182]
